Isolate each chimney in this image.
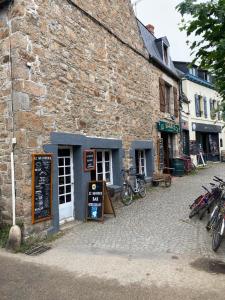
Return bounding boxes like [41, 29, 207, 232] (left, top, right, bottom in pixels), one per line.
[146, 24, 155, 35]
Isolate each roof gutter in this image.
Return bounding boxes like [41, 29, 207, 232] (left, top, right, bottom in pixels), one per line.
[149, 55, 181, 81]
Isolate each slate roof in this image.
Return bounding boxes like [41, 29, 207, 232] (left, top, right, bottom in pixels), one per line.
[174, 61, 215, 90]
[137, 19, 180, 80]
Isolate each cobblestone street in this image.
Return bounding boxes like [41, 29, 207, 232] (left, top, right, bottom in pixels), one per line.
[51, 163, 225, 260]
[1, 163, 225, 299]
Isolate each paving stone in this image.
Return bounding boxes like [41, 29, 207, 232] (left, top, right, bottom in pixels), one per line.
[54, 163, 225, 260]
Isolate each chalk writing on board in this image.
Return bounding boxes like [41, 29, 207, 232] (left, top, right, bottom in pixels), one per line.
[32, 154, 52, 224]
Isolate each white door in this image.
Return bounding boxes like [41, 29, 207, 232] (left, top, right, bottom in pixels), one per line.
[58, 147, 74, 222]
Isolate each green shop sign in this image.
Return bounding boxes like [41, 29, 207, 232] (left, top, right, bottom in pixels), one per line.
[157, 120, 180, 133]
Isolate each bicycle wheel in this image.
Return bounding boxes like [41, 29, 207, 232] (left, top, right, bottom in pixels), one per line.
[199, 195, 215, 220]
[212, 216, 224, 252]
[138, 179, 146, 198]
[190, 195, 202, 209]
[121, 184, 133, 206]
[189, 204, 201, 218]
[206, 205, 219, 231]
[199, 205, 209, 220]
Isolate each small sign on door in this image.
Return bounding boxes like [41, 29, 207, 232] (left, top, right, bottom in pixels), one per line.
[83, 150, 96, 172]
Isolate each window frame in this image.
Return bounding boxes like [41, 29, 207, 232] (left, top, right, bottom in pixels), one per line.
[163, 44, 168, 65]
[189, 68, 197, 76]
[165, 83, 171, 114]
[95, 149, 113, 185]
[136, 149, 147, 176]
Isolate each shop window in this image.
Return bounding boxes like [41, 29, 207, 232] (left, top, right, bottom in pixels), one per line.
[135, 150, 146, 175]
[95, 150, 113, 184]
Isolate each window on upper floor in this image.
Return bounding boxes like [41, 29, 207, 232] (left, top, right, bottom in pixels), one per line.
[203, 97, 208, 118]
[163, 44, 168, 65]
[165, 83, 171, 113]
[210, 99, 217, 120]
[195, 94, 204, 117]
[159, 78, 179, 117]
[189, 68, 197, 76]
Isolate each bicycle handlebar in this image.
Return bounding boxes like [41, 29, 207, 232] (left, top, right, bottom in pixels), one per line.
[214, 176, 224, 182]
[202, 185, 209, 192]
[213, 178, 220, 183]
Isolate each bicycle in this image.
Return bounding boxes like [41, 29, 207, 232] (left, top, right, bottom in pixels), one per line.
[189, 176, 223, 219]
[120, 168, 146, 206]
[204, 176, 225, 252]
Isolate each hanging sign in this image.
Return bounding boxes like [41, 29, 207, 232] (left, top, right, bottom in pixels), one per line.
[32, 154, 53, 224]
[87, 181, 115, 222]
[83, 150, 96, 172]
[157, 120, 180, 133]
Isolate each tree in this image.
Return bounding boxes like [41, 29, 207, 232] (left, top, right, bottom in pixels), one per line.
[176, 0, 225, 105]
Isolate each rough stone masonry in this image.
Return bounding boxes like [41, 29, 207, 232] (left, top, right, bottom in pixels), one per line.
[0, 0, 179, 235]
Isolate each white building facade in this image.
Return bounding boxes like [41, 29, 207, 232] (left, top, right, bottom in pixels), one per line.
[174, 62, 225, 165]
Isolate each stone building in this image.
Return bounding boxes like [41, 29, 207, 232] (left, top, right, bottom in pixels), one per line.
[174, 61, 225, 165]
[138, 21, 180, 172]
[0, 0, 180, 236]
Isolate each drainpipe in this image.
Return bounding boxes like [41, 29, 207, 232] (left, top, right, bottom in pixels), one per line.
[179, 78, 184, 155]
[8, 2, 16, 225]
[10, 149, 16, 225]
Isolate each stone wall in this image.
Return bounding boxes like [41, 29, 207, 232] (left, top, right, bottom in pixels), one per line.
[0, 5, 13, 224]
[1, 0, 179, 233]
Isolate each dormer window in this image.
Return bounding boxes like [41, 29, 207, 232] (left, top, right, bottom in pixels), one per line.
[204, 72, 212, 83]
[163, 44, 168, 65]
[189, 68, 197, 76]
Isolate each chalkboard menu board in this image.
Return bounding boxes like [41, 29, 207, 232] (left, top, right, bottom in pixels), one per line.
[32, 154, 52, 224]
[87, 181, 104, 221]
[84, 150, 96, 172]
[158, 138, 164, 170]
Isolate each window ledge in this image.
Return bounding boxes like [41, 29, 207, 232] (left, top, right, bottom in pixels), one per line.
[107, 184, 122, 192]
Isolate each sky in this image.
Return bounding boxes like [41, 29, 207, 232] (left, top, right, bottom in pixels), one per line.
[131, 0, 192, 62]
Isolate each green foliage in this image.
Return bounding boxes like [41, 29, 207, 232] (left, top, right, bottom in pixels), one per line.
[0, 224, 11, 248]
[176, 0, 225, 101]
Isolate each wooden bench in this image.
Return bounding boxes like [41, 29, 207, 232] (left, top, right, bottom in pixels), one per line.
[152, 172, 172, 187]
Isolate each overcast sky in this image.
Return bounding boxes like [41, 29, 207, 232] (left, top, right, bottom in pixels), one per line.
[131, 0, 192, 62]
